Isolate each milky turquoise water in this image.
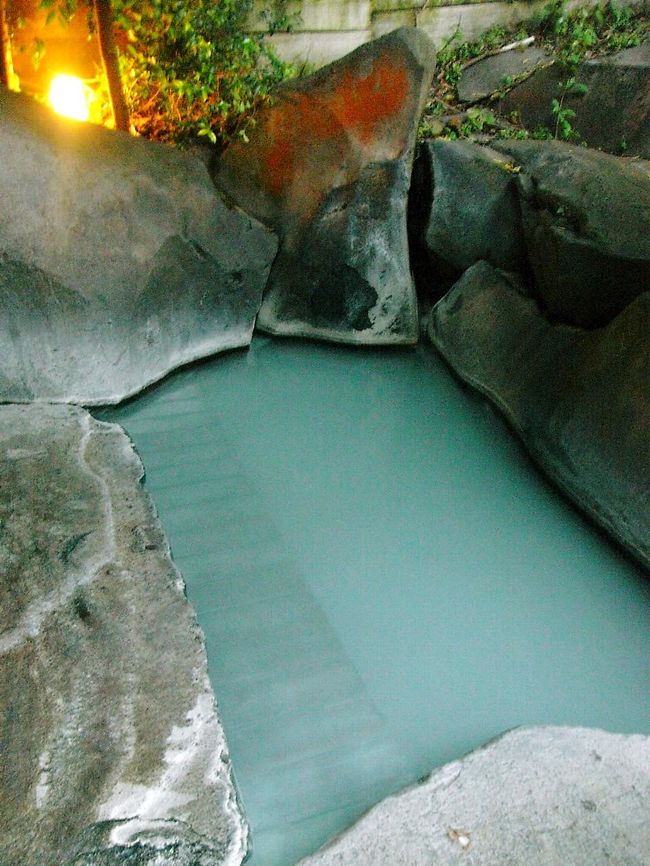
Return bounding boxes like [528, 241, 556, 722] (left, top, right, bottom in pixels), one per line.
[99, 337, 649, 866]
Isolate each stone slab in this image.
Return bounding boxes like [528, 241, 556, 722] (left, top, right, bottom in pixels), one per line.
[457, 44, 550, 102]
[499, 42, 650, 157]
[264, 29, 372, 67]
[298, 726, 650, 866]
[0, 89, 277, 406]
[429, 261, 650, 568]
[417, 2, 546, 49]
[216, 27, 436, 345]
[0, 404, 248, 866]
[371, 10, 417, 36]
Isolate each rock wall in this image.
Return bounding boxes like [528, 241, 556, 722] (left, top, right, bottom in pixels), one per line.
[498, 42, 650, 159]
[411, 138, 650, 569]
[430, 262, 650, 567]
[248, 0, 621, 67]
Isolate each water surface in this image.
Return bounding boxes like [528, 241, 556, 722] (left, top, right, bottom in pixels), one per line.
[100, 337, 649, 866]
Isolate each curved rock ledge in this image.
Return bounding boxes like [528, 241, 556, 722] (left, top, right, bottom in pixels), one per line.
[298, 726, 650, 866]
[0, 89, 277, 406]
[429, 261, 649, 570]
[0, 404, 247, 866]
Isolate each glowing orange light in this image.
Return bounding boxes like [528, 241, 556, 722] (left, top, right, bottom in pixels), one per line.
[48, 74, 91, 122]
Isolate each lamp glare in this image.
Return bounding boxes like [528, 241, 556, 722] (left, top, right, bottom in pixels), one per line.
[48, 75, 90, 122]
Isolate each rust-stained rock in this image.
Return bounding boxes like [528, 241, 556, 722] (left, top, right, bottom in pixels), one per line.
[0, 405, 248, 866]
[215, 27, 436, 345]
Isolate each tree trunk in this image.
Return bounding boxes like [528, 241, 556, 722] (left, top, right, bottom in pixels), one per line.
[94, 0, 129, 131]
[0, 0, 15, 90]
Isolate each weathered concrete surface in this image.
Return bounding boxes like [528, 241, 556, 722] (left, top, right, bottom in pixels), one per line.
[409, 140, 525, 291]
[298, 726, 650, 866]
[499, 42, 650, 158]
[429, 261, 650, 568]
[0, 89, 277, 405]
[490, 139, 650, 328]
[215, 28, 436, 345]
[457, 44, 550, 103]
[0, 405, 247, 866]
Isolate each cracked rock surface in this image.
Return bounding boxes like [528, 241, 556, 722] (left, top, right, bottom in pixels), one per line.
[0, 404, 247, 866]
[298, 726, 650, 866]
[0, 89, 277, 405]
[409, 140, 526, 283]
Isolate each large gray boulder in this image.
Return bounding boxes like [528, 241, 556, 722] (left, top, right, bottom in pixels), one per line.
[0, 89, 276, 405]
[409, 140, 525, 288]
[490, 139, 650, 327]
[0, 404, 248, 866]
[215, 28, 436, 345]
[298, 726, 650, 866]
[429, 261, 649, 568]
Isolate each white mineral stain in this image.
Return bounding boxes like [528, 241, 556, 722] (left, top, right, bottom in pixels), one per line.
[0, 413, 116, 656]
[35, 750, 51, 808]
[100, 689, 230, 840]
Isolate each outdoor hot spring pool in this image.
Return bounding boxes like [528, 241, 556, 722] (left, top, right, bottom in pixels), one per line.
[98, 337, 650, 866]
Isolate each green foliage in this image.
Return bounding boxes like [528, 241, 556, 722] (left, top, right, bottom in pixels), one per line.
[37, 0, 297, 148]
[114, 0, 297, 146]
[551, 96, 576, 139]
[434, 23, 510, 95]
[419, 0, 649, 144]
[532, 0, 645, 67]
[551, 76, 588, 140]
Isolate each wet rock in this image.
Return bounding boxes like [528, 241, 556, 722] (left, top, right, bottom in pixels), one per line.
[490, 140, 650, 328]
[215, 27, 436, 345]
[457, 44, 550, 103]
[429, 261, 649, 568]
[409, 140, 525, 291]
[498, 42, 650, 157]
[298, 726, 650, 866]
[0, 405, 248, 866]
[0, 89, 277, 405]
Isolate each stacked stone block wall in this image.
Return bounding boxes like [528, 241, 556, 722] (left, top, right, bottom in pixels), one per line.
[249, 0, 621, 66]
